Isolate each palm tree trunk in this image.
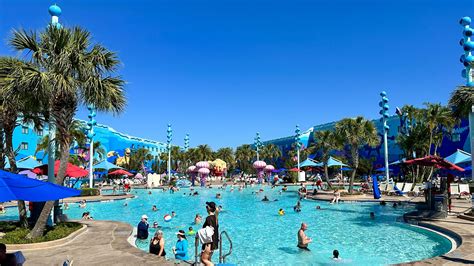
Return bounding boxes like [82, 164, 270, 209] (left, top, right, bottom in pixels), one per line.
[28, 105, 74, 239]
[0, 125, 5, 170]
[349, 149, 359, 194]
[4, 122, 29, 228]
[324, 164, 332, 189]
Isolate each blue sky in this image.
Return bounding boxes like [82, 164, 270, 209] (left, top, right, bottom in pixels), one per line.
[1, 0, 472, 149]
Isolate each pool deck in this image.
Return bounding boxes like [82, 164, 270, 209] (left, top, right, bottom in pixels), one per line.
[9, 220, 177, 266]
[2, 193, 134, 208]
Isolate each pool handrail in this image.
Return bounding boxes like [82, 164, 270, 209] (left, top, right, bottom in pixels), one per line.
[219, 230, 233, 263]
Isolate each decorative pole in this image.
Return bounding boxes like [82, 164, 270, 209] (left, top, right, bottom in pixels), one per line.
[184, 134, 190, 151]
[379, 91, 390, 183]
[295, 125, 301, 172]
[47, 4, 62, 185]
[459, 16, 474, 180]
[167, 124, 173, 182]
[86, 105, 97, 188]
[254, 132, 262, 161]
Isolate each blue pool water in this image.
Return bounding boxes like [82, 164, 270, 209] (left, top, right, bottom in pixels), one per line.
[1, 186, 452, 265]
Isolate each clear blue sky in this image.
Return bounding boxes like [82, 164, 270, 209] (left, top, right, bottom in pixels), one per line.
[1, 0, 472, 149]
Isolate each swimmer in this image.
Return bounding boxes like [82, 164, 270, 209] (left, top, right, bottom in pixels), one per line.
[392, 202, 398, 208]
[0, 204, 5, 214]
[316, 205, 321, 210]
[333, 250, 341, 261]
[370, 212, 375, 219]
[188, 226, 196, 236]
[79, 200, 86, 208]
[64, 202, 69, 210]
[262, 196, 270, 202]
[282, 185, 288, 191]
[297, 223, 312, 251]
[194, 214, 202, 224]
[171, 211, 176, 218]
[380, 201, 386, 206]
[216, 193, 222, 199]
[148, 191, 152, 195]
[193, 191, 199, 196]
[218, 205, 223, 212]
[278, 209, 285, 216]
[152, 205, 158, 212]
[124, 202, 128, 207]
[81, 212, 93, 220]
[152, 222, 159, 228]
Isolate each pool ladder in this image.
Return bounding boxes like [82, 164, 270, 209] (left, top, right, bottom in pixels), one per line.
[192, 230, 233, 265]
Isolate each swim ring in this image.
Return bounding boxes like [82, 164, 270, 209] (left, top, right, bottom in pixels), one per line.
[164, 214, 172, 222]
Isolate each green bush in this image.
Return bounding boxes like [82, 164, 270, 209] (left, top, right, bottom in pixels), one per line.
[0, 222, 82, 244]
[80, 188, 100, 196]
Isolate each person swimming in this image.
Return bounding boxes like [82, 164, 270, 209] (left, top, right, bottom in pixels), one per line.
[333, 250, 341, 261]
[262, 196, 270, 202]
[187, 226, 196, 236]
[152, 205, 158, 211]
[79, 200, 86, 208]
[297, 223, 312, 251]
[370, 212, 375, 219]
[392, 202, 398, 208]
[278, 209, 285, 216]
[194, 214, 202, 224]
[152, 221, 159, 228]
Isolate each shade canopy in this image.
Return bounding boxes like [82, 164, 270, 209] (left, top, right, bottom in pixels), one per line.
[93, 160, 122, 171]
[465, 166, 472, 171]
[5, 156, 40, 170]
[32, 161, 88, 178]
[389, 158, 406, 165]
[404, 155, 465, 171]
[298, 159, 323, 168]
[341, 167, 352, 171]
[327, 157, 348, 167]
[0, 170, 81, 202]
[375, 167, 393, 172]
[108, 169, 133, 176]
[445, 149, 471, 165]
[288, 168, 301, 172]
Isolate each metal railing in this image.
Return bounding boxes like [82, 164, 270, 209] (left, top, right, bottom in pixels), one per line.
[219, 231, 233, 264]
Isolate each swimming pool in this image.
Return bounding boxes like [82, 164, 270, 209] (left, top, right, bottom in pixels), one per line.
[4, 186, 452, 265]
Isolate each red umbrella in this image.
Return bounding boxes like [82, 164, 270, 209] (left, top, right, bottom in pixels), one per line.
[108, 169, 133, 177]
[32, 161, 88, 178]
[288, 168, 301, 172]
[404, 155, 465, 172]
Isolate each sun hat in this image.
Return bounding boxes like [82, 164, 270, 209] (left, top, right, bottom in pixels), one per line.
[141, 214, 148, 219]
[176, 230, 186, 237]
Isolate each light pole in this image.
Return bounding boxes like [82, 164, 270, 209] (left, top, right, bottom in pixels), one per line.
[167, 124, 172, 182]
[379, 91, 390, 183]
[254, 132, 262, 161]
[295, 125, 301, 172]
[47, 4, 62, 185]
[86, 105, 97, 188]
[184, 133, 189, 169]
[459, 16, 474, 180]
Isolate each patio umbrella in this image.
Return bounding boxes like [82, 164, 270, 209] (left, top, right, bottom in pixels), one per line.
[32, 161, 88, 178]
[108, 169, 133, 177]
[341, 167, 352, 171]
[404, 155, 465, 171]
[93, 160, 123, 171]
[375, 167, 393, 172]
[16, 156, 40, 170]
[288, 168, 301, 172]
[444, 149, 471, 165]
[389, 158, 406, 165]
[0, 169, 81, 202]
[298, 158, 323, 168]
[327, 157, 348, 167]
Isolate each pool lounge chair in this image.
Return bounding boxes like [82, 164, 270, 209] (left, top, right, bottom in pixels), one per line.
[410, 184, 423, 196]
[459, 183, 471, 200]
[395, 182, 404, 191]
[402, 183, 413, 193]
[450, 183, 460, 197]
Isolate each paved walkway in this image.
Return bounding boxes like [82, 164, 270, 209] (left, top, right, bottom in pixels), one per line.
[15, 220, 177, 266]
[2, 194, 134, 208]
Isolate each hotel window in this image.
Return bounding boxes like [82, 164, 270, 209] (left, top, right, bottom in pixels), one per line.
[22, 126, 28, 134]
[21, 142, 28, 150]
[36, 129, 43, 136]
[451, 133, 461, 142]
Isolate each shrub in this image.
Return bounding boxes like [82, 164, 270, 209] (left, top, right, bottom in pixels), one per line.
[80, 188, 100, 196]
[0, 222, 82, 244]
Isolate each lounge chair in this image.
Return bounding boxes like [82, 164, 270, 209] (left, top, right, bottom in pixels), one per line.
[411, 184, 423, 196]
[459, 184, 471, 200]
[450, 183, 460, 197]
[402, 183, 413, 193]
[395, 182, 404, 191]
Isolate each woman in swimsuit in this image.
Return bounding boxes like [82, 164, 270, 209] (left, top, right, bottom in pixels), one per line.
[149, 230, 166, 257]
[201, 202, 219, 266]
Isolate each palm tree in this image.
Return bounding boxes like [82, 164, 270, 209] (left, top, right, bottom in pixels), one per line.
[128, 148, 153, 171]
[0, 56, 45, 228]
[235, 144, 255, 174]
[215, 147, 235, 174]
[260, 144, 282, 166]
[310, 130, 342, 188]
[422, 103, 457, 155]
[194, 145, 214, 162]
[335, 117, 379, 193]
[449, 86, 474, 119]
[5, 26, 126, 238]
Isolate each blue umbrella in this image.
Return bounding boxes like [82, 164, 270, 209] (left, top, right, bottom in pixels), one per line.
[375, 167, 393, 172]
[327, 157, 348, 167]
[465, 166, 472, 171]
[445, 149, 471, 165]
[298, 159, 323, 168]
[341, 167, 352, 171]
[93, 160, 123, 171]
[0, 170, 81, 202]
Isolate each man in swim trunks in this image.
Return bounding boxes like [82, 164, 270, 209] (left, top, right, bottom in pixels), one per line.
[297, 223, 312, 251]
